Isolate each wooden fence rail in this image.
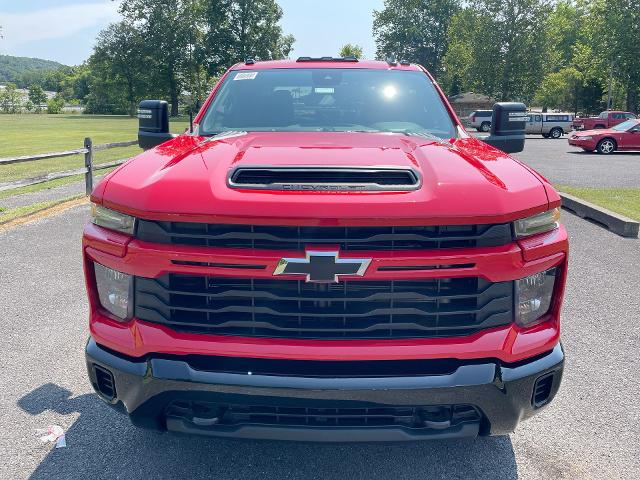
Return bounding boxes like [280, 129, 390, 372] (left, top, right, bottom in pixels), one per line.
[0, 138, 137, 194]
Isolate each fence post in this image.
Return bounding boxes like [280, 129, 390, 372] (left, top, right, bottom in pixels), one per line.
[84, 137, 93, 195]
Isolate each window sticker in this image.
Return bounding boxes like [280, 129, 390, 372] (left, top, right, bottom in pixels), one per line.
[507, 112, 529, 122]
[234, 72, 258, 81]
[314, 87, 334, 94]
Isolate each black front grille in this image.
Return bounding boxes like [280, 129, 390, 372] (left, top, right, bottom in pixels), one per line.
[134, 275, 514, 339]
[166, 400, 481, 430]
[136, 221, 513, 251]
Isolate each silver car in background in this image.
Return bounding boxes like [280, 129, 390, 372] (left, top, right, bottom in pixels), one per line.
[525, 112, 575, 138]
[468, 110, 492, 132]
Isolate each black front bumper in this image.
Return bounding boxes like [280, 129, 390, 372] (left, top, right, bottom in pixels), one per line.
[86, 339, 564, 442]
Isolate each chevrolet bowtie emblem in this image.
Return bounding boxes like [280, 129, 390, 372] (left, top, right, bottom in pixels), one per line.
[273, 251, 371, 283]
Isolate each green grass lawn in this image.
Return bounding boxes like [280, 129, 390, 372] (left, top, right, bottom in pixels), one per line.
[0, 114, 188, 184]
[0, 195, 83, 225]
[558, 186, 640, 221]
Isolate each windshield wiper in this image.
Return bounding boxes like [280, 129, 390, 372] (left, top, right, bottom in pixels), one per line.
[344, 129, 383, 133]
[400, 131, 450, 145]
[198, 130, 247, 145]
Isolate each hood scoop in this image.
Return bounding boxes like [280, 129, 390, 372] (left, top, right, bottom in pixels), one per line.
[228, 166, 421, 191]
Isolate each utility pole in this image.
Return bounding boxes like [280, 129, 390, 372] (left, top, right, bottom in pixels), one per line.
[606, 55, 621, 110]
[607, 59, 614, 110]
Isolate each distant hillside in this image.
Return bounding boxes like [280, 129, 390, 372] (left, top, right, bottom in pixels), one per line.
[0, 55, 67, 87]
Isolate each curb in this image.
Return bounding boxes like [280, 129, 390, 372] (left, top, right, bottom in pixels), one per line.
[559, 192, 639, 238]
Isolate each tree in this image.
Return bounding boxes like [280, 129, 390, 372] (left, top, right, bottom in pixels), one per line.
[28, 84, 47, 113]
[533, 1, 605, 114]
[440, 0, 548, 102]
[201, 0, 294, 76]
[339, 44, 364, 59]
[440, 9, 476, 94]
[46, 94, 65, 114]
[119, 0, 195, 116]
[37, 66, 76, 93]
[528, 0, 638, 114]
[373, 0, 460, 76]
[585, 0, 640, 112]
[0, 83, 21, 113]
[90, 22, 149, 116]
[60, 65, 91, 103]
[542, 0, 585, 73]
[534, 67, 582, 113]
[83, 0, 294, 114]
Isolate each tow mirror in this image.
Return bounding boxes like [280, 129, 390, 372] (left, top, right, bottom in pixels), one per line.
[138, 100, 175, 150]
[483, 102, 527, 153]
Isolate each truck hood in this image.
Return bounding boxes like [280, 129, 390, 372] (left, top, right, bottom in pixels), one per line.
[98, 132, 549, 225]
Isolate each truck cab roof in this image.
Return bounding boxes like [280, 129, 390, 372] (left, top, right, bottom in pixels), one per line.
[231, 58, 423, 72]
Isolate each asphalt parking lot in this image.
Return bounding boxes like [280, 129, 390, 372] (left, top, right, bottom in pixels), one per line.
[477, 132, 640, 188]
[0, 139, 639, 479]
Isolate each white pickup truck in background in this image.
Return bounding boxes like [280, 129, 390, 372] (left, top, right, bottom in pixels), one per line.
[525, 112, 575, 138]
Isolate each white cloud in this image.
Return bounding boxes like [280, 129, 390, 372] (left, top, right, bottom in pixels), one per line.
[0, 3, 121, 49]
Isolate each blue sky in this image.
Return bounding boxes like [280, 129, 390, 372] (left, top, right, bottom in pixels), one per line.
[0, 0, 383, 65]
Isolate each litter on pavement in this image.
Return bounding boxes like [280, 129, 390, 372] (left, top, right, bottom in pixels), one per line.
[36, 425, 66, 448]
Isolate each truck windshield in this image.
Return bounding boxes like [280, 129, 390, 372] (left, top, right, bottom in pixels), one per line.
[199, 68, 456, 139]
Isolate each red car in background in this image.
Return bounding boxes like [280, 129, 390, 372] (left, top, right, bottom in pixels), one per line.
[572, 111, 636, 130]
[569, 119, 640, 154]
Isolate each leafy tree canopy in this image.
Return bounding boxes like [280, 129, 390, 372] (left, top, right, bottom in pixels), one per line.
[373, 0, 460, 76]
[339, 44, 364, 59]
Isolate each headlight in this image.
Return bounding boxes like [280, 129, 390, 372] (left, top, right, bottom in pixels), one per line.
[91, 203, 135, 235]
[514, 208, 560, 238]
[515, 267, 557, 327]
[94, 263, 132, 320]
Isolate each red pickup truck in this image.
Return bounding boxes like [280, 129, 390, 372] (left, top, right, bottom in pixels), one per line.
[572, 110, 636, 130]
[84, 58, 567, 442]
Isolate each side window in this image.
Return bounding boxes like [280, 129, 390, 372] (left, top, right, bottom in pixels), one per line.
[625, 113, 635, 119]
[599, 112, 608, 119]
[535, 115, 542, 122]
[613, 113, 623, 119]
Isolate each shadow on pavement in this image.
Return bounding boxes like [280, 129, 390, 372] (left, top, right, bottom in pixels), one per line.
[19, 383, 518, 480]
